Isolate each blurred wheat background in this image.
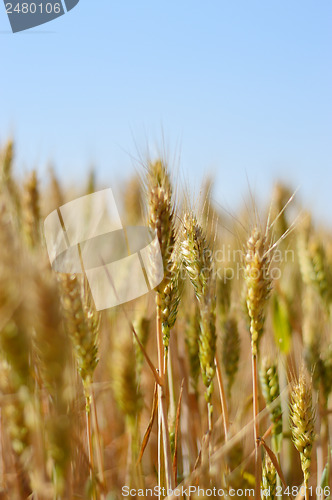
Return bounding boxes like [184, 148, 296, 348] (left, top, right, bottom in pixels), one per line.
[0, 138, 332, 500]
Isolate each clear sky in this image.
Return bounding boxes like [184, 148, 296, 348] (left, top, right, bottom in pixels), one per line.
[0, 1, 331, 221]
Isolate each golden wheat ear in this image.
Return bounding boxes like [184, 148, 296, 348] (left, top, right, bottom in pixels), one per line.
[59, 274, 99, 391]
[290, 368, 316, 498]
[243, 223, 277, 500]
[261, 454, 277, 500]
[244, 228, 273, 356]
[22, 170, 41, 249]
[147, 158, 175, 271]
[146, 157, 177, 490]
[123, 174, 144, 225]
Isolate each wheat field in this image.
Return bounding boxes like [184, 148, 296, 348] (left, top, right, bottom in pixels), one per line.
[0, 139, 331, 500]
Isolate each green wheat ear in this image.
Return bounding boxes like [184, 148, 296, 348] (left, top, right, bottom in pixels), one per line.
[159, 249, 184, 350]
[260, 358, 282, 453]
[216, 268, 233, 320]
[181, 213, 216, 409]
[221, 317, 240, 398]
[297, 227, 332, 311]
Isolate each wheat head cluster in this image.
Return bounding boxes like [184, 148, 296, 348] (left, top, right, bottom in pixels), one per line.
[0, 139, 331, 500]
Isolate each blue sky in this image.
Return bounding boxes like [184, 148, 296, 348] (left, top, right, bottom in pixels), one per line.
[0, 1, 331, 221]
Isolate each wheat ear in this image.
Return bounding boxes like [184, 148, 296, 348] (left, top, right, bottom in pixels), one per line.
[147, 158, 176, 491]
[59, 274, 101, 498]
[290, 369, 316, 500]
[260, 358, 282, 455]
[244, 227, 273, 499]
[181, 213, 220, 433]
[261, 454, 277, 500]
